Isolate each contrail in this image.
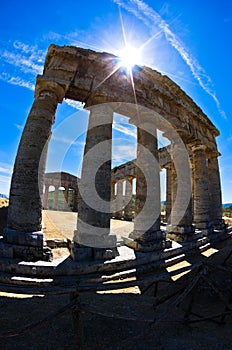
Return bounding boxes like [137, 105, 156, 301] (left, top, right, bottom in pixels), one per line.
[114, 0, 227, 119]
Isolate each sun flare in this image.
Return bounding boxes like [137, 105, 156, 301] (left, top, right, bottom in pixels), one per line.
[118, 45, 142, 70]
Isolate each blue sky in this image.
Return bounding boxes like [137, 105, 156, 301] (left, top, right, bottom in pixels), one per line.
[0, 0, 231, 203]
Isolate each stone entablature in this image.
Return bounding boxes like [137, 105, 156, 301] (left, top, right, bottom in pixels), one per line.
[44, 171, 79, 190]
[111, 146, 171, 182]
[42, 45, 219, 150]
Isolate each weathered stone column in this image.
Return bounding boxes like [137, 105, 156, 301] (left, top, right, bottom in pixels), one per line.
[43, 184, 49, 209]
[73, 104, 117, 261]
[111, 181, 116, 218]
[73, 188, 78, 212]
[165, 164, 172, 224]
[192, 143, 211, 233]
[124, 178, 134, 221]
[4, 77, 66, 260]
[128, 127, 170, 251]
[208, 151, 225, 229]
[53, 186, 59, 210]
[63, 187, 69, 210]
[166, 137, 194, 242]
[115, 180, 124, 220]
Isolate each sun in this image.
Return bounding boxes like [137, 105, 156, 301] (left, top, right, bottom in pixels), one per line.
[117, 45, 142, 70]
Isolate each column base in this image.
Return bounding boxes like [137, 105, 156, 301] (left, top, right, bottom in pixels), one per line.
[2, 228, 52, 261]
[123, 236, 172, 252]
[212, 219, 226, 230]
[166, 225, 197, 243]
[74, 230, 117, 248]
[71, 243, 119, 262]
[129, 229, 165, 241]
[126, 229, 171, 252]
[124, 214, 134, 221]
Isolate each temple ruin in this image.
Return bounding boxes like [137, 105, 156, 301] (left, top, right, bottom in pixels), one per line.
[43, 172, 79, 211]
[2, 44, 227, 261]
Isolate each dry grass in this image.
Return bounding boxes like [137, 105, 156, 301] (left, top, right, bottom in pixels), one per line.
[224, 216, 232, 226]
[0, 198, 8, 208]
[42, 210, 68, 240]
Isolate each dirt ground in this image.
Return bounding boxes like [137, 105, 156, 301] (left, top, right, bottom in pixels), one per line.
[1, 205, 232, 349]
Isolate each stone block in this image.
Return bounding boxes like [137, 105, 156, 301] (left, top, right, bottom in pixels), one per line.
[0, 241, 14, 258]
[12, 244, 52, 261]
[74, 230, 117, 249]
[3, 228, 44, 248]
[167, 228, 205, 243]
[129, 230, 166, 242]
[166, 225, 195, 235]
[123, 236, 172, 252]
[71, 245, 93, 261]
[93, 247, 119, 261]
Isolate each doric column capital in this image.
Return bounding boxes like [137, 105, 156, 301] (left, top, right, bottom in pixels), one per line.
[35, 75, 67, 103]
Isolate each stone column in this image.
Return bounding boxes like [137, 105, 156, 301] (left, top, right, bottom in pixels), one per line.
[208, 151, 225, 229]
[115, 180, 124, 219]
[63, 187, 69, 210]
[165, 164, 172, 224]
[43, 184, 49, 209]
[128, 127, 170, 251]
[166, 137, 194, 242]
[53, 186, 59, 210]
[73, 188, 78, 212]
[111, 181, 116, 218]
[73, 104, 117, 261]
[192, 143, 211, 232]
[124, 178, 134, 221]
[4, 77, 66, 261]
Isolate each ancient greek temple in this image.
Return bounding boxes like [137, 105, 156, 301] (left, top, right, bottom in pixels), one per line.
[43, 172, 79, 211]
[3, 44, 226, 261]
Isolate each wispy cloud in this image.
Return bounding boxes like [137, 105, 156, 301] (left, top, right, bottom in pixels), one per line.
[52, 135, 85, 148]
[0, 162, 13, 175]
[1, 51, 43, 75]
[14, 123, 24, 131]
[113, 122, 137, 138]
[65, 99, 84, 110]
[0, 72, 35, 90]
[44, 31, 103, 52]
[1, 40, 44, 75]
[112, 143, 136, 165]
[0, 40, 43, 92]
[114, 0, 227, 119]
[0, 163, 12, 195]
[0, 175, 11, 196]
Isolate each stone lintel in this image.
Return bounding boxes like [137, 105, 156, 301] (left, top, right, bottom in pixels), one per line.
[3, 228, 44, 248]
